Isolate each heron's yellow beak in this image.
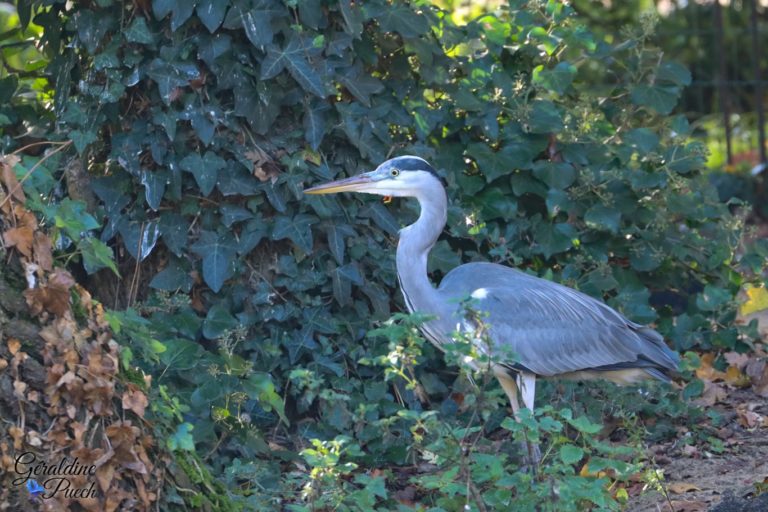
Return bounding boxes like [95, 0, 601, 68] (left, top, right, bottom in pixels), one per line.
[304, 174, 373, 195]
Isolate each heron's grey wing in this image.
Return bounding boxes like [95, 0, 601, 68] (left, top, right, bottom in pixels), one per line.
[437, 262, 679, 378]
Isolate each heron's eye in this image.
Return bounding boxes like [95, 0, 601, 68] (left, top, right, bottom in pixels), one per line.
[390, 169, 400, 177]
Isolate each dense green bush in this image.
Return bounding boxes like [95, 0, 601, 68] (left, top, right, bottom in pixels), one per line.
[5, 0, 768, 509]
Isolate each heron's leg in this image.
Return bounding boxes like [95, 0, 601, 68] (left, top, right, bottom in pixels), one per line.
[494, 371, 522, 419]
[494, 370, 540, 468]
[517, 372, 541, 464]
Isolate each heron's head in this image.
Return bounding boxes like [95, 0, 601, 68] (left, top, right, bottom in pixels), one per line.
[304, 156, 442, 198]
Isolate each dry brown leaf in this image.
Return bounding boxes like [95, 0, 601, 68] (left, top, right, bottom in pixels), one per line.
[0, 154, 24, 202]
[13, 379, 27, 398]
[245, 147, 280, 183]
[7, 338, 21, 355]
[724, 366, 751, 388]
[695, 352, 728, 382]
[668, 500, 708, 512]
[96, 462, 116, 492]
[724, 351, 750, 370]
[8, 426, 23, 450]
[33, 232, 53, 271]
[744, 358, 768, 397]
[736, 403, 767, 428]
[56, 370, 78, 388]
[693, 381, 727, 407]
[668, 482, 702, 494]
[745, 358, 766, 380]
[24, 268, 76, 317]
[0, 358, 8, 371]
[3, 226, 35, 258]
[122, 388, 149, 418]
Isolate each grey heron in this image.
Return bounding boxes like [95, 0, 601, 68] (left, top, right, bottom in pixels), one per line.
[304, 156, 680, 458]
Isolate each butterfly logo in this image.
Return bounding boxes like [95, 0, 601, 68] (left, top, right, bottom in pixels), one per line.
[26, 479, 44, 500]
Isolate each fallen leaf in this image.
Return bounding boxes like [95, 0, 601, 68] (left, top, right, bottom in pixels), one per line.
[7, 338, 21, 355]
[695, 353, 727, 382]
[668, 482, 702, 494]
[667, 500, 708, 511]
[693, 381, 727, 407]
[724, 351, 750, 370]
[724, 366, 751, 388]
[33, 232, 53, 271]
[3, 226, 34, 258]
[24, 268, 76, 317]
[13, 380, 27, 398]
[741, 285, 768, 316]
[0, 154, 24, 203]
[122, 388, 149, 418]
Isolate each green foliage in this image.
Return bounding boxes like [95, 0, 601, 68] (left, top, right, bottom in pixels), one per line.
[5, 0, 767, 509]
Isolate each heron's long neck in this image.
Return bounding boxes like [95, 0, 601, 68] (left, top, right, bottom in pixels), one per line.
[396, 185, 448, 318]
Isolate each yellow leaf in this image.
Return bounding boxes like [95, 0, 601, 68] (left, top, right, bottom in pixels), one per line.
[741, 285, 768, 316]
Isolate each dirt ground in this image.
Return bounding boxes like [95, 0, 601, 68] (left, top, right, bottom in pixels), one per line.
[631, 391, 768, 511]
[630, 309, 768, 512]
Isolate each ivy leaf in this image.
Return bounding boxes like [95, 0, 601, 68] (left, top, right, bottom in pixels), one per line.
[196, 0, 229, 33]
[191, 231, 237, 293]
[71, 130, 97, 155]
[159, 213, 188, 256]
[125, 16, 154, 44]
[361, 203, 399, 236]
[152, 0, 174, 19]
[150, 260, 193, 292]
[324, 223, 356, 265]
[119, 220, 160, 262]
[75, 10, 111, 53]
[179, 152, 226, 196]
[631, 85, 679, 115]
[261, 36, 326, 96]
[170, 1, 196, 31]
[338, 0, 364, 38]
[303, 101, 330, 150]
[241, 8, 273, 47]
[0, 76, 18, 103]
[260, 44, 288, 79]
[378, 6, 429, 38]
[146, 59, 201, 105]
[220, 205, 253, 227]
[140, 170, 166, 211]
[339, 64, 384, 107]
[272, 214, 317, 253]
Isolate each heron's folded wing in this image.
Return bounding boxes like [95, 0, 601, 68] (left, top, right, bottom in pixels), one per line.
[438, 262, 679, 377]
